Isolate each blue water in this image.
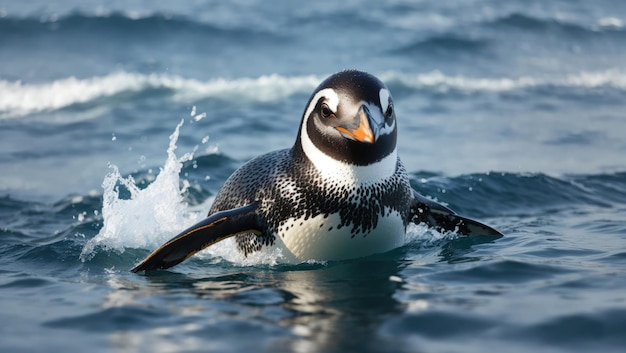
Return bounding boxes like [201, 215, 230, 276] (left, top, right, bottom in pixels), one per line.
[1, 1, 626, 352]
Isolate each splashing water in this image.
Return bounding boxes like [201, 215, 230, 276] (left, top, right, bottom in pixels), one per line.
[79, 119, 289, 266]
[80, 119, 197, 261]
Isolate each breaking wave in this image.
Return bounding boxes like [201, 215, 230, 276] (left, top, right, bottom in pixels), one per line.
[3, 69, 626, 119]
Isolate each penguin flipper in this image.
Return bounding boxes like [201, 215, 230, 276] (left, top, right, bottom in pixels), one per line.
[131, 202, 262, 272]
[410, 190, 503, 237]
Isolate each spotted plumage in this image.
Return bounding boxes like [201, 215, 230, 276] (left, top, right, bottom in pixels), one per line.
[132, 70, 502, 272]
[211, 148, 413, 258]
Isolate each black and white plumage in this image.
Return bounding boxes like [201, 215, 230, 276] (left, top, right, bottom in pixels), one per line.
[132, 70, 502, 272]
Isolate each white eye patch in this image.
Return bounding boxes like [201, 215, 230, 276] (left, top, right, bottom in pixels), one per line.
[379, 88, 390, 114]
[303, 88, 339, 121]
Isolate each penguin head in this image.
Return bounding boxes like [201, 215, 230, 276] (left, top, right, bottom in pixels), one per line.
[296, 70, 397, 167]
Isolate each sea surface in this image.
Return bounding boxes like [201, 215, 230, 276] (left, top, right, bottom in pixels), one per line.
[1, 1, 626, 352]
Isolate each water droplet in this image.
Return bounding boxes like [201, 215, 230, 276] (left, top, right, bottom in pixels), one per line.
[193, 112, 207, 122]
[389, 275, 403, 283]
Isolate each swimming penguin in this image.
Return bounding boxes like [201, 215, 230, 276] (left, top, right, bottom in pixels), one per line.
[131, 70, 502, 272]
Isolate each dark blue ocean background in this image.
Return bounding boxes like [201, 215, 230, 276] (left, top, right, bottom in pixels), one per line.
[1, 1, 626, 352]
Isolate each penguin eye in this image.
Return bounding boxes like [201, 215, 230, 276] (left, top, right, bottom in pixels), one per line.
[320, 103, 335, 119]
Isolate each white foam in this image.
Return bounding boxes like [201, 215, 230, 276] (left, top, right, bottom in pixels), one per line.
[380, 69, 626, 92]
[0, 72, 321, 120]
[598, 17, 623, 28]
[195, 237, 287, 267]
[405, 222, 456, 246]
[0, 72, 147, 119]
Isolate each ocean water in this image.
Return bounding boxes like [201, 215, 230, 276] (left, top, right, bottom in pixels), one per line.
[1, 1, 626, 352]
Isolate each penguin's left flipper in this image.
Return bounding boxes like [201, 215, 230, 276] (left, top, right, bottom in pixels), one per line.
[410, 190, 503, 237]
[131, 202, 262, 273]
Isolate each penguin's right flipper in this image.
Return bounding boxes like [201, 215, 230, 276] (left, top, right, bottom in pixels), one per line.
[131, 202, 262, 273]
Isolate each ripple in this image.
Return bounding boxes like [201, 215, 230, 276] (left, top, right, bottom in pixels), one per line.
[43, 306, 171, 332]
[0, 277, 54, 289]
[392, 35, 491, 55]
[430, 259, 574, 284]
[383, 310, 497, 338]
[516, 309, 626, 348]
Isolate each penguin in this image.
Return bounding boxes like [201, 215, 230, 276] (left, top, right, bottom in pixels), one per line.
[131, 70, 502, 272]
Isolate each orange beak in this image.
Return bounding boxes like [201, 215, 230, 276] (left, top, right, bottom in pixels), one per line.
[335, 105, 377, 144]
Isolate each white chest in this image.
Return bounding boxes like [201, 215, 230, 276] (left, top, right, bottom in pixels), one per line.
[273, 208, 407, 262]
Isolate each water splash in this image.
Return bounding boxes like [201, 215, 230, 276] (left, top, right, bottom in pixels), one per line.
[80, 119, 197, 261]
[79, 119, 287, 266]
[196, 237, 288, 267]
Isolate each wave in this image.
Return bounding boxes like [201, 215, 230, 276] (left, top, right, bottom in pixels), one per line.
[0, 70, 626, 119]
[390, 13, 626, 56]
[411, 171, 626, 218]
[0, 72, 321, 119]
[0, 11, 276, 41]
[487, 13, 626, 36]
[392, 35, 491, 55]
[388, 12, 626, 58]
[380, 69, 626, 93]
[3, 69, 626, 120]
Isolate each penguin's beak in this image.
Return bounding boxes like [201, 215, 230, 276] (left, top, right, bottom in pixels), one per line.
[335, 105, 378, 144]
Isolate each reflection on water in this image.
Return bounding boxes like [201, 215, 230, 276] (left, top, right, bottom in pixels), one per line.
[100, 253, 414, 353]
[275, 259, 406, 352]
[95, 236, 503, 353]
